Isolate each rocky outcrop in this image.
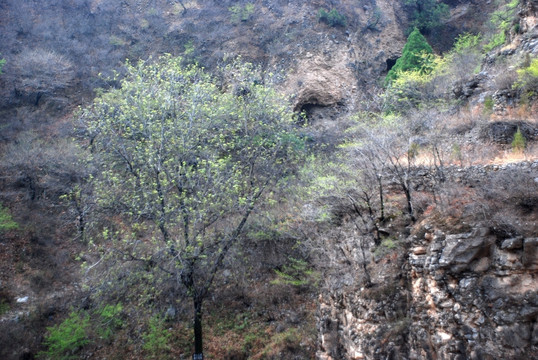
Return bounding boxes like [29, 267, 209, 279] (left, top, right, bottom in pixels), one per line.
[406, 227, 537, 360]
[317, 224, 538, 360]
[317, 160, 538, 359]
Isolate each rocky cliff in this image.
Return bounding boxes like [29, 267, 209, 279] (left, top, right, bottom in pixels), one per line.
[317, 161, 538, 360]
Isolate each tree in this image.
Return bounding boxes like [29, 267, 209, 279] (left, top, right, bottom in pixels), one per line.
[357, 115, 418, 223]
[79, 55, 303, 358]
[404, 0, 449, 34]
[385, 27, 433, 85]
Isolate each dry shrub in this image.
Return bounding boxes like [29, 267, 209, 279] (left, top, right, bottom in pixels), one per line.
[15, 48, 74, 92]
[494, 68, 518, 90]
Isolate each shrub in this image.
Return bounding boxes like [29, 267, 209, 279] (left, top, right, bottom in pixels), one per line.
[385, 28, 433, 85]
[0, 300, 9, 316]
[483, 32, 506, 52]
[272, 257, 319, 288]
[38, 311, 90, 360]
[366, 7, 382, 31]
[512, 127, 526, 152]
[0, 204, 18, 232]
[229, 3, 255, 23]
[0, 58, 5, 74]
[514, 58, 538, 95]
[404, 0, 449, 34]
[96, 303, 124, 340]
[484, 0, 519, 52]
[446, 33, 484, 82]
[382, 53, 447, 113]
[318, 9, 347, 27]
[142, 316, 171, 359]
[483, 95, 494, 115]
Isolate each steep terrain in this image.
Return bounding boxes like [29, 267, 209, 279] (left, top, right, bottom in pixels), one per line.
[0, 0, 537, 359]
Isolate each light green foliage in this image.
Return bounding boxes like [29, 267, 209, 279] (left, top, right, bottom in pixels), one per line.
[484, 0, 519, 52]
[142, 316, 171, 359]
[38, 311, 90, 360]
[318, 9, 347, 27]
[0, 203, 18, 232]
[383, 52, 449, 113]
[96, 303, 124, 340]
[272, 257, 319, 287]
[491, 0, 519, 32]
[404, 0, 449, 33]
[452, 33, 482, 54]
[514, 57, 538, 94]
[374, 237, 398, 258]
[80, 55, 303, 353]
[0, 58, 5, 74]
[512, 127, 526, 152]
[385, 28, 433, 85]
[484, 32, 506, 52]
[183, 40, 194, 55]
[446, 33, 484, 80]
[384, 32, 485, 113]
[229, 3, 255, 23]
[261, 328, 301, 357]
[81, 55, 302, 257]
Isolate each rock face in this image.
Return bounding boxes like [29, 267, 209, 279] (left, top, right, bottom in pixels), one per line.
[316, 161, 538, 359]
[317, 224, 538, 360]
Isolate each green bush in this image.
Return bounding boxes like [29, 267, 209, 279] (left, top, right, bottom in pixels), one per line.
[0, 300, 9, 316]
[483, 95, 494, 114]
[38, 311, 90, 360]
[484, 0, 519, 52]
[142, 316, 171, 359]
[404, 0, 449, 34]
[483, 32, 506, 52]
[512, 127, 526, 152]
[318, 9, 347, 27]
[0, 58, 5, 74]
[451, 33, 482, 54]
[229, 3, 255, 23]
[385, 28, 433, 85]
[272, 257, 319, 288]
[0, 204, 18, 232]
[96, 303, 124, 340]
[514, 58, 538, 95]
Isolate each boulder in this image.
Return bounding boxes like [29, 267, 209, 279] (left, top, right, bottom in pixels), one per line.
[439, 228, 493, 273]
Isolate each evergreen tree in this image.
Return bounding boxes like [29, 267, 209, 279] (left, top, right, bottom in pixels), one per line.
[405, 0, 449, 34]
[385, 28, 433, 85]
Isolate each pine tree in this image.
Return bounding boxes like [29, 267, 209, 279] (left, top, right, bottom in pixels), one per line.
[385, 27, 433, 85]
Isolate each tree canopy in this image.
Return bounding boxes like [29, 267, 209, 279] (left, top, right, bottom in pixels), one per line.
[79, 55, 304, 357]
[405, 0, 449, 34]
[385, 27, 433, 85]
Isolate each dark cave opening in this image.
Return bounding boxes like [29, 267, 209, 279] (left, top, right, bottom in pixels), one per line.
[386, 57, 398, 72]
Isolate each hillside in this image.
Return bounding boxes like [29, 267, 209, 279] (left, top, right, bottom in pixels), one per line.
[0, 0, 537, 359]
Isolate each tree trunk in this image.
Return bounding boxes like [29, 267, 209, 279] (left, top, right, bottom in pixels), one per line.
[403, 184, 415, 223]
[193, 297, 204, 359]
[377, 175, 385, 222]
